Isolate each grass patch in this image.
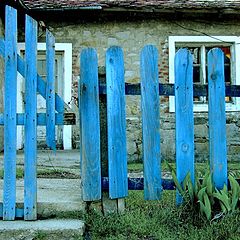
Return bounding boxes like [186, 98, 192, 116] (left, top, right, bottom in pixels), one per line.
[35, 231, 48, 240]
[0, 167, 24, 179]
[37, 168, 78, 179]
[0, 167, 78, 179]
[85, 191, 240, 240]
[128, 162, 143, 172]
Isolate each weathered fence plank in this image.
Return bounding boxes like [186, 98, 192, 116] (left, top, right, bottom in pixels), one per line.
[3, 5, 18, 220]
[140, 45, 162, 200]
[208, 48, 227, 189]
[3, 5, 17, 221]
[79, 48, 101, 201]
[106, 47, 128, 199]
[175, 49, 194, 204]
[24, 15, 38, 220]
[46, 29, 56, 150]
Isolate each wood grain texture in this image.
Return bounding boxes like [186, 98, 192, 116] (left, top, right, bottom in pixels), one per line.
[3, 5, 17, 220]
[79, 48, 101, 201]
[0, 38, 4, 56]
[46, 29, 56, 150]
[208, 48, 227, 190]
[140, 45, 162, 200]
[24, 15, 38, 220]
[175, 48, 194, 204]
[106, 47, 128, 199]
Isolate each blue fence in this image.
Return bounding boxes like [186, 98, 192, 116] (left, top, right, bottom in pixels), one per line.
[80, 46, 230, 204]
[0, 4, 238, 221]
[0, 5, 72, 220]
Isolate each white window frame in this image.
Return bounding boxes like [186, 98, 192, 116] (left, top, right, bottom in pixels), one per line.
[17, 43, 73, 150]
[169, 36, 240, 112]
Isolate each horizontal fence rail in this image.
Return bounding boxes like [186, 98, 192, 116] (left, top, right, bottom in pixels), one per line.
[99, 83, 240, 97]
[101, 178, 240, 191]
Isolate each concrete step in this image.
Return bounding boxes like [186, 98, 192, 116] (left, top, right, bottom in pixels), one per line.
[0, 179, 86, 218]
[0, 219, 85, 240]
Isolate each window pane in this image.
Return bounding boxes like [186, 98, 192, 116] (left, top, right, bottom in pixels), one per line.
[37, 58, 59, 86]
[176, 45, 232, 104]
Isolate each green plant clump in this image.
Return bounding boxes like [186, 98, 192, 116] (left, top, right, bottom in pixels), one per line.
[169, 165, 240, 221]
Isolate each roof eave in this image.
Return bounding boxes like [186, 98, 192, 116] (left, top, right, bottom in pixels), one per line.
[25, 6, 240, 15]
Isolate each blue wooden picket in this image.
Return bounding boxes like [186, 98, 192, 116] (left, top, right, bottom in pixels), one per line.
[79, 48, 101, 201]
[208, 48, 228, 189]
[3, 6, 17, 221]
[24, 15, 38, 220]
[175, 49, 194, 204]
[106, 47, 128, 199]
[140, 45, 162, 200]
[46, 29, 56, 150]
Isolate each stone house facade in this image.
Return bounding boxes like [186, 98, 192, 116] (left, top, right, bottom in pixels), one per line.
[1, 0, 240, 162]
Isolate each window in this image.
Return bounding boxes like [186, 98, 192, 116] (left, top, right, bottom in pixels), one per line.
[17, 43, 72, 150]
[169, 36, 240, 112]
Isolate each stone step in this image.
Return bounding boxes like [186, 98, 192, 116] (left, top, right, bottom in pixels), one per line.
[0, 219, 85, 240]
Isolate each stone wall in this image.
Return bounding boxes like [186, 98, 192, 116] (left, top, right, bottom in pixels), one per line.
[0, 16, 4, 152]
[32, 15, 240, 162]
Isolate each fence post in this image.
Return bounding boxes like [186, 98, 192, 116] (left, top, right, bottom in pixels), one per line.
[140, 45, 162, 200]
[3, 5, 17, 220]
[175, 48, 194, 204]
[208, 48, 227, 189]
